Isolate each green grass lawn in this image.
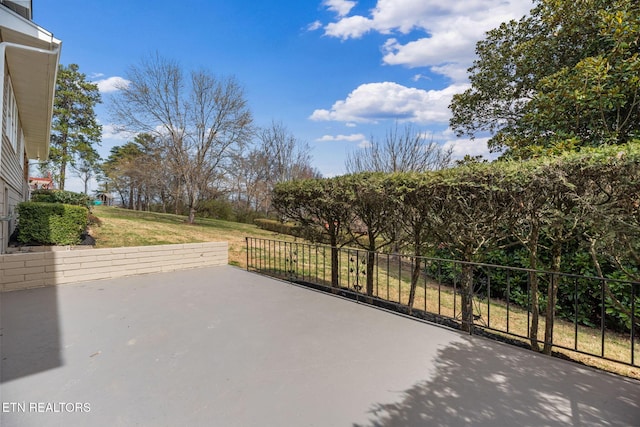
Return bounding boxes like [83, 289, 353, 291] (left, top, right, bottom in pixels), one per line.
[90, 206, 295, 266]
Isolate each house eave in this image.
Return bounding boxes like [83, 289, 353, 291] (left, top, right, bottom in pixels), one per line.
[0, 8, 61, 160]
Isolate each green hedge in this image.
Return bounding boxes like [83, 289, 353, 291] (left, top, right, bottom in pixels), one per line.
[254, 218, 300, 235]
[254, 218, 329, 243]
[30, 189, 92, 207]
[17, 202, 89, 245]
[272, 142, 640, 333]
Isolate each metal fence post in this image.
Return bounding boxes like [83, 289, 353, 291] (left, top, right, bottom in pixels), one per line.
[245, 237, 249, 271]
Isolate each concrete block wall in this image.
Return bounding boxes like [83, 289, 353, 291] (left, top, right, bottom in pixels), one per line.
[0, 242, 228, 292]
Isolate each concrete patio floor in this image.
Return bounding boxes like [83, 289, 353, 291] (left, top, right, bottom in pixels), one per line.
[1, 266, 639, 427]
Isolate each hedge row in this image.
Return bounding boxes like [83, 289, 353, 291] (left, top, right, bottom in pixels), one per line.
[273, 142, 640, 340]
[254, 218, 331, 243]
[17, 202, 88, 245]
[254, 218, 297, 235]
[30, 189, 92, 207]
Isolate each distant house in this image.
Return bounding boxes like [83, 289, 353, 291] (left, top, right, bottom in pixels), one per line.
[0, 1, 61, 253]
[95, 192, 114, 206]
[28, 172, 54, 190]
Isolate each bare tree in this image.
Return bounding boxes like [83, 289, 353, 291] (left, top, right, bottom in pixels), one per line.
[70, 146, 100, 195]
[229, 121, 320, 215]
[258, 121, 318, 184]
[110, 53, 253, 223]
[227, 150, 268, 212]
[345, 123, 452, 173]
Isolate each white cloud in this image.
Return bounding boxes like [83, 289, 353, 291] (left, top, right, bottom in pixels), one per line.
[311, 0, 533, 132]
[322, 0, 533, 82]
[310, 82, 469, 124]
[102, 124, 135, 141]
[307, 20, 323, 31]
[325, 15, 373, 39]
[428, 64, 469, 84]
[382, 28, 472, 72]
[95, 76, 131, 93]
[323, 0, 357, 17]
[317, 133, 368, 143]
[412, 73, 429, 82]
[325, 0, 532, 39]
[442, 138, 498, 160]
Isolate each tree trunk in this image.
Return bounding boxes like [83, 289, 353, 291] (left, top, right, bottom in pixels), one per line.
[188, 206, 196, 224]
[543, 243, 562, 355]
[330, 246, 339, 290]
[366, 250, 376, 300]
[161, 190, 167, 213]
[328, 224, 340, 291]
[128, 186, 134, 210]
[117, 189, 126, 207]
[460, 261, 474, 333]
[587, 237, 634, 327]
[174, 184, 181, 215]
[408, 256, 421, 314]
[59, 156, 67, 191]
[529, 228, 541, 352]
[364, 230, 377, 300]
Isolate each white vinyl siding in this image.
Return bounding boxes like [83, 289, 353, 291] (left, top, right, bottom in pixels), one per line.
[18, 128, 24, 170]
[1, 70, 26, 194]
[3, 74, 19, 152]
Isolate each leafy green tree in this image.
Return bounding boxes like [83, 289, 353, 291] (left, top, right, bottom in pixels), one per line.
[102, 141, 142, 208]
[386, 172, 438, 311]
[272, 177, 355, 288]
[535, 160, 585, 353]
[502, 161, 549, 351]
[425, 164, 515, 332]
[340, 173, 396, 298]
[450, 0, 640, 156]
[562, 143, 640, 334]
[102, 134, 166, 210]
[46, 64, 102, 190]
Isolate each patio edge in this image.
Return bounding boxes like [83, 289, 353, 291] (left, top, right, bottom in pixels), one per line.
[0, 242, 228, 291]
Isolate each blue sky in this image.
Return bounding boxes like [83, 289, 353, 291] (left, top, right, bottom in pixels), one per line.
[34, 0, 534, 193]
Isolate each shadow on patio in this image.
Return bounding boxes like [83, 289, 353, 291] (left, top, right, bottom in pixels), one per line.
[1, 285, 62, 383]
[357, 337, 640, 426]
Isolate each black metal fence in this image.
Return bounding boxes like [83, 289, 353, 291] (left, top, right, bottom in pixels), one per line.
[246, 237, 640, 370]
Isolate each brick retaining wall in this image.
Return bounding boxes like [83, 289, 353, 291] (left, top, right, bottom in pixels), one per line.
[0, 242, 228, 292]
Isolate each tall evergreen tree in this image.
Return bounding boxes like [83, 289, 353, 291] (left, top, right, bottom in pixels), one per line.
[47, 63, 102, 190]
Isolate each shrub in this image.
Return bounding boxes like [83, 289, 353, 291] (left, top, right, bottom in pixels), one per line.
[254, 218, 329, 243]
[233, 206, 264, 224]
[197, 199, 235, 221]
[254, 218, 299, 235]
[17, 202, 88, 245]
[31, 189, 92, 207]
